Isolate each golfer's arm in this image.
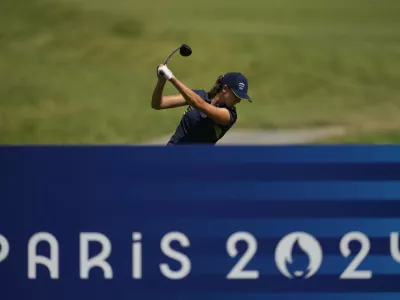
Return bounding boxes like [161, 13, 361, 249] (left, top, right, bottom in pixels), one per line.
[151, 80, 187, 110]
[170, 77, 231, 125]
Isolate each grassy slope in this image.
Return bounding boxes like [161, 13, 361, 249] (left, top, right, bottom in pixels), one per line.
[1, 0, 400, 143]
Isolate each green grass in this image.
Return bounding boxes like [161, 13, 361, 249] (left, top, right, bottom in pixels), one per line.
[318, 129, 400, 144]
[1, 0, 400, 143]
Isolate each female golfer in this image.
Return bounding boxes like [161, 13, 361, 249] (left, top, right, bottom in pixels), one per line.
[151, 64, 252, 145]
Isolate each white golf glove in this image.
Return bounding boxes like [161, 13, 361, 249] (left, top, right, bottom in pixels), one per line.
[158, 65, 174, 80]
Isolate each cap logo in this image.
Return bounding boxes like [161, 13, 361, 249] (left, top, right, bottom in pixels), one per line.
[238, 82, 245, 90]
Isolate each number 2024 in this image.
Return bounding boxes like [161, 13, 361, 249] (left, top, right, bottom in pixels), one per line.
[225, 231, 400, 279]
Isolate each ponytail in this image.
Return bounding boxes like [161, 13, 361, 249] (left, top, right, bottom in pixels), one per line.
[206, 75, 224, 99]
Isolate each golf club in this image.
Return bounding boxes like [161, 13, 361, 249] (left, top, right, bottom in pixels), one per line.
[164, 44, 192, 65]
[158, 44, 192, 77]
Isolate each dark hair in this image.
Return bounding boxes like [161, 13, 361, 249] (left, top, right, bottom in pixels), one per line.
[206, 75, 224, 99]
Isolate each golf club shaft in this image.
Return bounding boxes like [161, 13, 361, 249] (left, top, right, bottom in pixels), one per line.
[164, 46, 181, 65]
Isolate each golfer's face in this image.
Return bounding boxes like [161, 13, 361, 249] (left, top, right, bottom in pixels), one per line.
[225, 88, 241, 107]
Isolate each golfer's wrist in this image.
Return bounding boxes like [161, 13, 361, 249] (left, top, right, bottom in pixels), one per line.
[168, 74, 176, 81]
[165, 72, 174, 81]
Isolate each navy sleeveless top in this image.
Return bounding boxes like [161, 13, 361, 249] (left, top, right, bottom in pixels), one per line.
[167, 90, 237, 145]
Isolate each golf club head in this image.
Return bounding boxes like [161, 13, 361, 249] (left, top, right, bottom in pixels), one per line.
[163, 43, 192, 66]
[179, 44, 192, 57]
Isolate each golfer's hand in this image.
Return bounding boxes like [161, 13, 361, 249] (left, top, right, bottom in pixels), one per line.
[157, 64, 174, 81]
[156, 64, 166, 82]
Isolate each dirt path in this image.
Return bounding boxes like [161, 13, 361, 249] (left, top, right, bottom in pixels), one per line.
[143, 126, 346, 145]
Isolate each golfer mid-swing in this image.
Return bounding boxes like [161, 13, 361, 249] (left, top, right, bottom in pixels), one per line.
[152, 64, 252, 145]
